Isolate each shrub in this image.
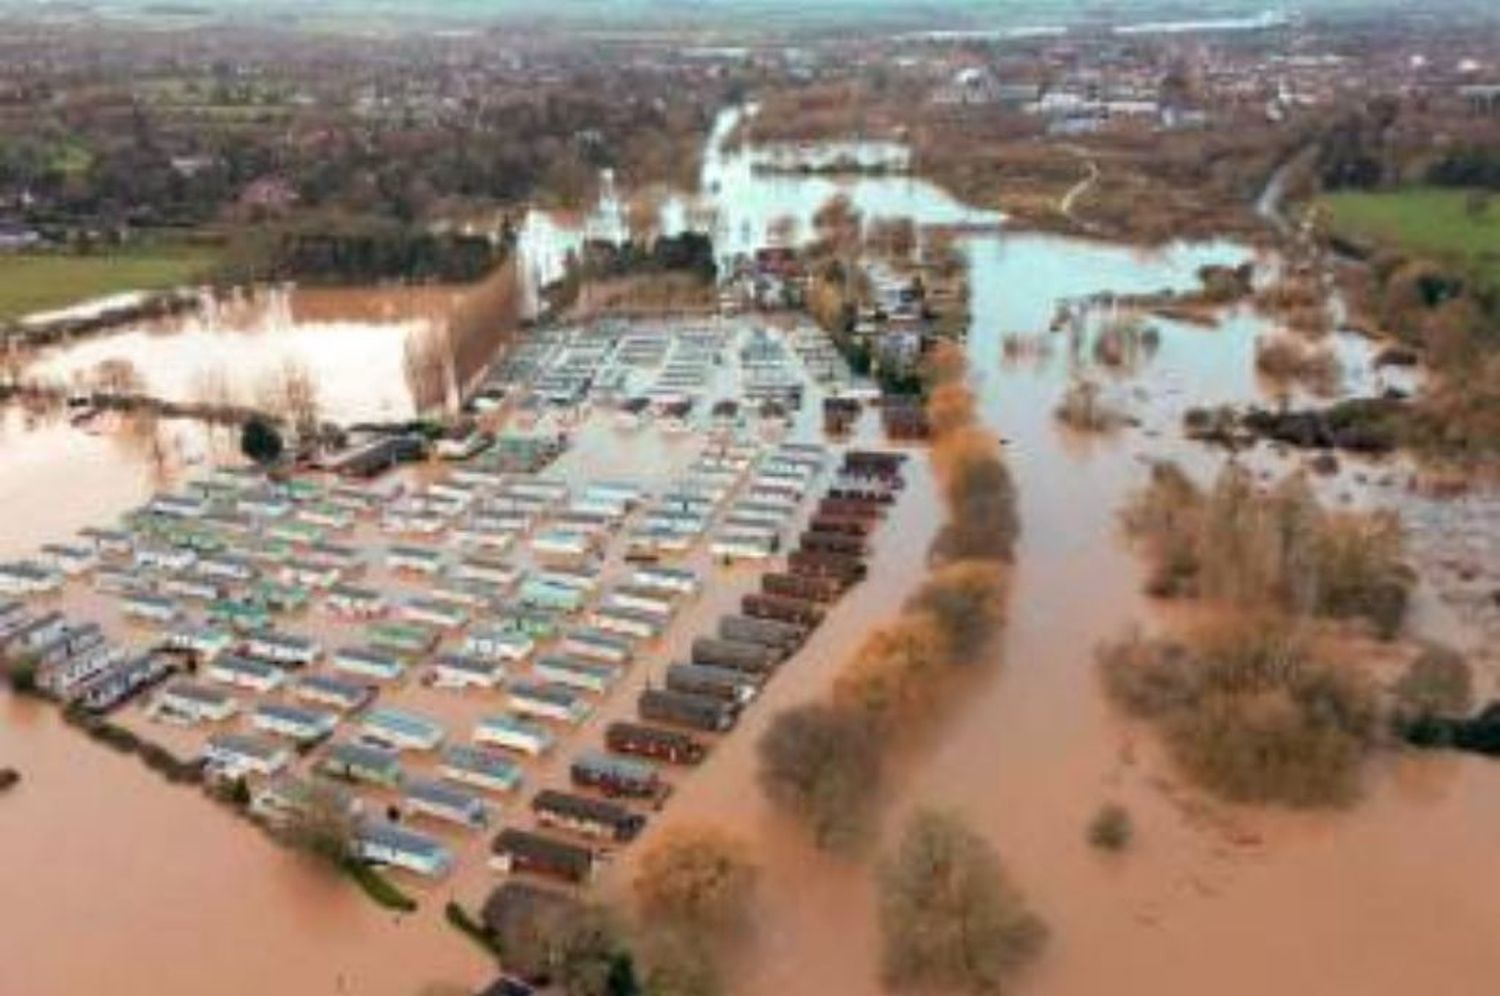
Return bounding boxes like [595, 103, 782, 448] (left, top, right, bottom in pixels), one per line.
[1254, 335, 1342, 396]
[1099, 618, 1379, 806]
[240, 415, 284, 465]
[1086, 803, 1133, 851]
[444, 900, 501, 955]
[342, 859, 417, 913]
[756, 703, 882, 852]
[4, 656, 38, 695]
[1054, 378, 1124, 432]
[879, 809, 1047, 994]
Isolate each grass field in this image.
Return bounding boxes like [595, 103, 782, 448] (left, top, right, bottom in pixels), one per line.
[1321, 187, 1500, 289]
[0, 247, 221, 323]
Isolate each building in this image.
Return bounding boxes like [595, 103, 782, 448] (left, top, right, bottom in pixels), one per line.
[360, 707, 446, 752]
[354, 820, 453, 878]
[319, 740, 405, 787]
[152, 680, 239, 723]
[202, 732, 292, 778]
[252, 702, 339, 744]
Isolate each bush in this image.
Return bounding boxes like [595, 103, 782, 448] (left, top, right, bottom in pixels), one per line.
[879, 809, 1047, 994]
[756, 703, 882, 852]
[1099, 618, 1379, 806]
[445, 901, 500, 955]
[240, 415, 284, 465]
[1054, 378, 1123, 432]
[1086, 803, 1133, 851]
[342, 859, 417, 913]
[4, 653, 41, 694]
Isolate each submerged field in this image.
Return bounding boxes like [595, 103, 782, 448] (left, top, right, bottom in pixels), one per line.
[0, 247, 221, 322]
[1321, 186, 1500, 288]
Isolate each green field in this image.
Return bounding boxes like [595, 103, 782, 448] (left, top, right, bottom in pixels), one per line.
[1321, 187, 1500, 289]
[0, 247, 221, 323]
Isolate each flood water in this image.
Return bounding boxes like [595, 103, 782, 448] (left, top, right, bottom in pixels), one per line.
[6, 105, 1500, 996]
[27, 285, 465, 424]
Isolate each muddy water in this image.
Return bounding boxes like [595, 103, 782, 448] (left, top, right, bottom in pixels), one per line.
[7, 110, 1500, 996]
[27, 285, 464, 424]
[640, 231, 1500, 994]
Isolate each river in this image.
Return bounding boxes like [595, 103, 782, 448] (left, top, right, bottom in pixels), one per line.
[4, 105, 1499, 996]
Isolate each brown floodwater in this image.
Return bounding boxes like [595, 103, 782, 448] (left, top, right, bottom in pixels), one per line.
[7, 113, 1500, 996]
[25, 285, 467, 424]
[633, 232, 1500, 996]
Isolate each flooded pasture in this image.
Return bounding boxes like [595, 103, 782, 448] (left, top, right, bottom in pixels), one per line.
[26, 285, 465, 424]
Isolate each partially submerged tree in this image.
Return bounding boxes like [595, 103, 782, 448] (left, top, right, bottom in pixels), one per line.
[239, 415, 284, 466]
[1099, 617, 1379, 806]
[879, 809, 1047, 994]
[279, 780, 357, 863]
[756, 702, 882, 852]
[632, 825, 757, 934]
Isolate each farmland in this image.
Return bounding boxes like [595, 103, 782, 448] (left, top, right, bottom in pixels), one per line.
[1321, 187, 1500, 290]
[0, 247, 221, 323]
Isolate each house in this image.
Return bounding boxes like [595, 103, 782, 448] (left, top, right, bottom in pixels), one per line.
[354, 820, 452, 878]
[252, 702, 338, 744]
[367, 621, 439, 656]
[331, 645, 407, 682]
[404, 778, 490, 829]
[431, 653, 505, 690]
[151, 680, 239, 724]
[588, 606, 663, 640]
[38, 543, 97, 575]
[386, 545, 444, 575]
[569, 749, 668, 804]
[206, 654, 287, 694]
[508, 680, 592, 725]
[164, 627, 234, 666]
[324, 585, 384, 620]
[441, 744, 523, 794]
[489, 828, 595, 884]
[561, 627, 634, 665]
[319, 740, 404, 787]
[203, 732, 292, 778]
[292, 673, 376, 713]
[638, 687, 736, 733]
[242, 630, 321, 668]
[604, 720, 707, 765]
[36, 644, 125, 700]
[74, 653, 173, 713]
[464, 628, 534, 664]
[250, 774, 361, 826]
[397, 597, 468, 631]
[534, 654, 619, 694]
[360, 707, 446, 752]
[531, 788, 645, 843]
[0, 561, 64, 595]
[474, 713, 555, 757]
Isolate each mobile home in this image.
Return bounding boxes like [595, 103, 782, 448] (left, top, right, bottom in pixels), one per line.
[474, 713, 556, 757]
